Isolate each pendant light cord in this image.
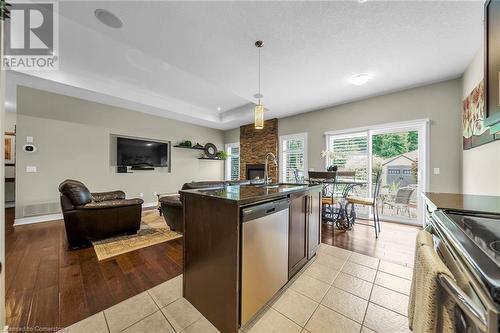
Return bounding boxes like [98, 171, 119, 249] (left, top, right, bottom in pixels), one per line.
[258, 46, 261, 105]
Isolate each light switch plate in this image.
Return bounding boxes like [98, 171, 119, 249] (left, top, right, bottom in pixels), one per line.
[433, 167, 440, 175]
[26, 136, 34, 143]
[26, 166, 37, 173]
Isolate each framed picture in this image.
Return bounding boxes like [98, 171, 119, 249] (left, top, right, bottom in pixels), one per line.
[485, 0, 500, 120]
[5, 133, 15, 164]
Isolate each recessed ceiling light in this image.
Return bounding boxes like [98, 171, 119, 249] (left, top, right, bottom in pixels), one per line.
[217, 106, 221, 111]
[358, 0, 369, 3]
[95, 9, 123, 29]
[349, 73, 371, 86]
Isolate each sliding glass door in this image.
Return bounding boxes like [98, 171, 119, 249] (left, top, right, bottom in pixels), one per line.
[326, 121, 427, 226]
[371, 129, 419, 224]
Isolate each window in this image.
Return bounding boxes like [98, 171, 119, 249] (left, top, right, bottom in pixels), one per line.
[326, 132, 368, 181]
[225, 143, 240, 181]
[402, 169, 412, 175]
[388, 169, 401, 175]
[280, 133, 307, 183]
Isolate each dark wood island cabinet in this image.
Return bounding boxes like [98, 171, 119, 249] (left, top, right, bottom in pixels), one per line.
[181, 183, 322, 333]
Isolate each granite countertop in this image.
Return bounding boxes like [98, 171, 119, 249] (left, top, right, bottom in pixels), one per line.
[181, 183, 322, 205]
[423, 192, 500, 215]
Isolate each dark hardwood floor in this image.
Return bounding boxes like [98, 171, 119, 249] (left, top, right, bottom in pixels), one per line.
[5, 208, 419, 331]
[322, 218, 420, 267]
[5, 208, 183, 332]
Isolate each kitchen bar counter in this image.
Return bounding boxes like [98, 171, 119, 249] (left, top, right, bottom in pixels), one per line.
[423, 192, 500, 215]
[181, 183, 322, 333]
[180, 183, 320, 206]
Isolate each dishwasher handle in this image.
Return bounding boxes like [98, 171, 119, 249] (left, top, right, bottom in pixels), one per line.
[242, 198, 290, 222]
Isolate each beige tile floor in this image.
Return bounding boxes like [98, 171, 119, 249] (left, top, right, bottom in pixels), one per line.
[60, 243, 413, 333]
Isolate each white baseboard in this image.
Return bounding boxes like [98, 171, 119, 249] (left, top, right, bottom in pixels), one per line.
[13, 201, 157, 226]
[14, 213, 63, 226]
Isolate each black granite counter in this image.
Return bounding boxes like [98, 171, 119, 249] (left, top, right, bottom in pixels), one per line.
[423, 192, 500, 215]
[180, 183, 322, 206]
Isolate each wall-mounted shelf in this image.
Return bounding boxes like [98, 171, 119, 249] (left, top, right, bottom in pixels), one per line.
[198, 157, 224, 161]
[174, 145, 205, 150]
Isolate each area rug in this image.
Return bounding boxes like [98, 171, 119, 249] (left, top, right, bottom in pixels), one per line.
[92, 211, 182, 261]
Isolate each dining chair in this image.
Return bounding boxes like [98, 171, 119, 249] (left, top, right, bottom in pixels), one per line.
[307, 171, 341, 225]
[345, 172, 382, 238]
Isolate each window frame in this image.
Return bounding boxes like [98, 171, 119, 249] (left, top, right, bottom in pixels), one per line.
[224, 142, 240, 181]
[279, 132, 308, 183]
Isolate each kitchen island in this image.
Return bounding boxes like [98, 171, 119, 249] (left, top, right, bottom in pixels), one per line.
[180, 183, 322, 333]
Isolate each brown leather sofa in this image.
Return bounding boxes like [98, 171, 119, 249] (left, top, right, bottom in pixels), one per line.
[159, 180, 251, 232]
[59, 179, 144, 249]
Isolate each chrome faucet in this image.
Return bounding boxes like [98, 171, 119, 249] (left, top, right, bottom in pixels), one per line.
[264, 152, 278, 185]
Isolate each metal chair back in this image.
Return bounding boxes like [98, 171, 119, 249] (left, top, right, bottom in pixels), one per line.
[308, 171, 337, 182]
[373, 171, 382, 200]
[394, 187, 414, 204]
[336, 170, 356, 180]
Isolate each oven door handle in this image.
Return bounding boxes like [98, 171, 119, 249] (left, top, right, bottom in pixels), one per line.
[437, 274, 488, 332]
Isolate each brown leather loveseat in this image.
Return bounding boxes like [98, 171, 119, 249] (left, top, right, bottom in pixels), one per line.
[159, 180, 251, 232]
[59, 179, 144, 249]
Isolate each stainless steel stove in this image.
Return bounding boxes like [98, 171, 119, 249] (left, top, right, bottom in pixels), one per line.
[429, 209, 500, 333]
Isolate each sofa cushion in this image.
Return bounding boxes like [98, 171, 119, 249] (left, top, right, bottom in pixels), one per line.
[159, 195, 182, 207]
[181, 181, 226, 190]
[92, 190, 126, 202]
[59, 179, 93, 206]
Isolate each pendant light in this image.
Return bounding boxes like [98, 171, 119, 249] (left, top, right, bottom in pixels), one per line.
[254, 40, 264, 129]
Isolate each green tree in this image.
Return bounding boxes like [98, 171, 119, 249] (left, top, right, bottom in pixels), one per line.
[378, 133, 406, 158]
[407, 131, 418, 151]
[372, 135, 383, 156]
[0, 0, 11, 20]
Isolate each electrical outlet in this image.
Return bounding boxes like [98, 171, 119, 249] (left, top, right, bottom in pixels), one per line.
[153, 191, 157, 196]
[433, 167, 440, 175]
[26, 136, 33, 143]
[139, 192, 144, 198]
[26, 166, 37, 173]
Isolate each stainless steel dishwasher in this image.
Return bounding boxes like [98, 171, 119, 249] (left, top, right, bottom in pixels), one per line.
[241, 198, 290, 326]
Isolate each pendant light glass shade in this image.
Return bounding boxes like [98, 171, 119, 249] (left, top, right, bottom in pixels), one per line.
[254, 103, 264, 129]
[254, 40, 264, 129]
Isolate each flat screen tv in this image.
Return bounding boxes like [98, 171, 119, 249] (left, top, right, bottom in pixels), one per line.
[117, 137, 169, 167]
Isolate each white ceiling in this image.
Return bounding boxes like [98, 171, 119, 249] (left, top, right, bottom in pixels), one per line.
[12, 1, 484, 130]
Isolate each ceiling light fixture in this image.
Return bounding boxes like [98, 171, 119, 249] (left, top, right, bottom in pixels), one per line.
[254, 40, 265, 129]
[217, 106, 221, 111]
[94, 9, 123, 29]
[349, 73, 371, 86]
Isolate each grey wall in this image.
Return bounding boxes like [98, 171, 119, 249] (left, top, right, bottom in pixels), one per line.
[16, 86, 224, 219]
[226, 79, 463, 193]
[461, 44, 500, 196]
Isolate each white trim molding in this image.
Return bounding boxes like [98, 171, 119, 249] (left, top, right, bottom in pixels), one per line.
[324, 118, 430, 136]
[14, 213, 63, 226]
[323, 118, 429, 226]
[13, 202, 158, 226]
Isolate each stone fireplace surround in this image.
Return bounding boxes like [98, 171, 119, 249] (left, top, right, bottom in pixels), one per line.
[239, 118, 278, 183]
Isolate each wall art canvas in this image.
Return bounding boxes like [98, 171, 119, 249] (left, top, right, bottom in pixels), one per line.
[463, 81, 500, 149]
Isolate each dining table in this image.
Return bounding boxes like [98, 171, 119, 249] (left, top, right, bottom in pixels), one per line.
[306, 176, 367, 230]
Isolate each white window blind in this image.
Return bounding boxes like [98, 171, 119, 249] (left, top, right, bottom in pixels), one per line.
[327, 133, 368, 181]
[225, 143, 240, 181]
[280, 133, 307, 183]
